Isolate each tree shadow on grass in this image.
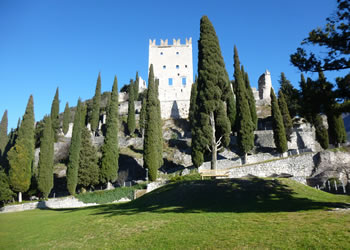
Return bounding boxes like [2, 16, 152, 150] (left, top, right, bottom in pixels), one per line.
[52, 178, 350, 216]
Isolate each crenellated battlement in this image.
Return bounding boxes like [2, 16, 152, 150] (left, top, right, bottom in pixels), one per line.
[149, 38, 192, 47]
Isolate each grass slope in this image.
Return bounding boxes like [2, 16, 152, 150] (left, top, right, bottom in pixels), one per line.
[0, 178, 349, 249]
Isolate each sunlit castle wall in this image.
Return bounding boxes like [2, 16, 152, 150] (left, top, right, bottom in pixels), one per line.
[148, 38, 193, 119]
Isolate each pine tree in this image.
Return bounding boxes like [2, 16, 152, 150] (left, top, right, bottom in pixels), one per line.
[271, 89, 288, 154]
[90, 73, 101, 133]
[37, 116, 54, 198]
[314, 114, 329, 149]
[143, 65, 163, 180]
[191, 16, 231, 169]
[100, 76, 119, 184]
[62, 102, 70, 135]
[66, 99, 82, 195]
[127, 80, 136, 136]
[78, 127, 99, 188]
[278, 91, 293, 141]
[0, 110, 8, 159]
[139, 96, 147, 138]
[189, 77, 198, 129]
[50, 88, 60, 141]
[8, 95, 35, 202]
[134, 71, 139, 101]
[234, 46, 255, 161]
[279, 73, 300, 117]
[244, 72, 258, 130]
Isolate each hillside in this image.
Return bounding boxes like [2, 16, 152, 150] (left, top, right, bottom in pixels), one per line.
[0, 178, 349, 249]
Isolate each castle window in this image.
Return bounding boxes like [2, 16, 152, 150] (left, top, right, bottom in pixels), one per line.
[185, 65, 188, 68]
[176, 52, 179, 55]
[177, 73, 180, 76]
[176, 65, 179, 69]
[160, 52, 163, 55]
[163, 65, 166, 69]
[168, 78, 173, 86]
[182, 77, 186, 86]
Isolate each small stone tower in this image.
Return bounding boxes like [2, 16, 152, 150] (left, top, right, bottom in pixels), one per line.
[148, 38, 193, 118]
[258, 70, 273, 103]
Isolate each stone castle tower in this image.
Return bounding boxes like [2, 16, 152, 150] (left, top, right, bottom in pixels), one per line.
[148, 38, 193, 118]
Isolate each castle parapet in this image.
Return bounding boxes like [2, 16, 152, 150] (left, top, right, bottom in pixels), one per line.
[149, 38, 192, 47]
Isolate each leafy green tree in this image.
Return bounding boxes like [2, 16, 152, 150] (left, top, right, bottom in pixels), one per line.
[144, 65, 163, 180]
[244, 71, 257, 130]
[37, 116, 54, 198]
[100, 76, 119, 184]
[314, 114, 329, 149]
[278, 91, 293, 142]
[139, 96, 147, 138]
[271, 89, 288, 154]
[191, 16, 231, 169]
[8, 95, 35, 202]
[78, 127, 99, 189]
[66, 99, 82, 195]
[127, 80, 136, 136]
[189, 77, 198, 129]
[50, 88, 60, 141]
[0, 169, 14, 204]
[234, 46, 255, 161]
[0, 110, 8, 159]
[278, 73, 300, 117]
[134, 71, 139, 100]
[90, 73, 101, 133]
[291, 0, 350, 72]
[63, 102, 70, 135]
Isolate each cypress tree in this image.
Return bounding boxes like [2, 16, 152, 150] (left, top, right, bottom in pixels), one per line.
[278, 91, 293, 141]
[0, 168, 14, 204]
[139, 96, 147, 138]
[226, 88, 236, 132]
[144, 65, 162, 180]
[62, 102, 70, 135]
[244, 72, 258, 130]
[90, 73, 101, 133]
[314, 114, 329, 149]
[279, 72, 300, 117]
[66, 99, 82, 195]
[0, 110, 8, 159]
[100, 76, 119, 184]
[328, 112, 347, 147]
[78, 127, 99, 189]
[134, 71, 139, 101]
[191, 16, 231, 169]
[234, 46, 255, 161]
[37, 116, 54, 198]
[8, 95, 35, 202]
[271, 89, 288, 154]
[155, 78, 163, 167]
[80, 102, 87, 128]
[127, 80, 136, 136]
[189, 77, 198, 129]
[50, 88, 60, 141]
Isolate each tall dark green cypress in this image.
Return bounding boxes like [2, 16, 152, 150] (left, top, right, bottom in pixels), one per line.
[191, 16, 231, 170]
[62, 102, 70, 135]
[226, 87, 236, 132]
[279, 72, 300, 117]
[78, 127, 99, 188]
[314, 114, 329, 149]
[50, 88, 60, 141]
[127, 80, 136, 136]
[134, 71, 139, 101]
[37, 116, 54, 198]
[8, 95, 35, 202]
[0, 169, 14, 204]
[244, 72, 258, 130]
[80, 102, 87, 128]
[0, 110, 8, 159]
[278, 91, 293, 141]
[155, 78, 163, 167]
[90, 73, 101, 133]
[189, 77, 198, 129]
[66, 99, 82, 195]
[100, 76, 119, 184]
[271, 89, 288, 154]
[328, 112, 347, 147]
[144, 65, 162, 180]
[234, 46, 255, 160]
[139, 96, 146, 138]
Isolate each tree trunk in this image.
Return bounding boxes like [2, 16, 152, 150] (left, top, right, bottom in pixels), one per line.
[18, 191, 22, 203]
[209, 111, 217, 171]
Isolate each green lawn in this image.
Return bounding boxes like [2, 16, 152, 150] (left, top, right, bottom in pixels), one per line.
[0, 178, 350, 249]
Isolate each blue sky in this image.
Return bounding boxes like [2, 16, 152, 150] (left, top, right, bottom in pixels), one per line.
[0, 0, 345, 130]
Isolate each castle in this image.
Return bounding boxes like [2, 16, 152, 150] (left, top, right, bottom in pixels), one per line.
[148, 38, 193, 119]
